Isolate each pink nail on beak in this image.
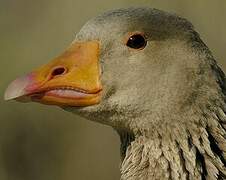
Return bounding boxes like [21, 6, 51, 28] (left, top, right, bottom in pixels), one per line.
[4, 73, 35, 100]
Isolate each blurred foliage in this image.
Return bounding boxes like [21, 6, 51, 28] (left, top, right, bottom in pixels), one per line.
[0, 0, 225, 180]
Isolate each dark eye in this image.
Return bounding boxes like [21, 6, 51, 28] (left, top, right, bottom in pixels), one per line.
[126, 34, 147, 49]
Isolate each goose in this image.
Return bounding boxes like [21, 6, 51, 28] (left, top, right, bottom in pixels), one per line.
[4, 7, 226, 180]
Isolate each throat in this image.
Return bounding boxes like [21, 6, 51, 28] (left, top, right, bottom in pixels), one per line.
[119, 133, 175, 180]
[118, 111, 226, 180]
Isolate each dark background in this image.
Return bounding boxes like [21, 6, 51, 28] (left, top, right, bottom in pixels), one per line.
[1, 0, 226, 179]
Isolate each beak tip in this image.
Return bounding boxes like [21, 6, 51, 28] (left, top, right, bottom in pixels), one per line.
[4, 85, 14, 101]
[4, 85, 25, 101]
[4, 91, 11, 101]
[4, 74, 31, 101]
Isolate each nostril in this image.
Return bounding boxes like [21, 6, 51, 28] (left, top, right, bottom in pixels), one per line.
[51, 67, 67, 77]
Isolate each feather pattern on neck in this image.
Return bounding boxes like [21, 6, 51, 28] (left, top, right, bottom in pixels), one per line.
[120, 105, 226, 180]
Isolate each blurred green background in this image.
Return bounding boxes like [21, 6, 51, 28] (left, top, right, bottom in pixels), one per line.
[0, 0, 226, 180]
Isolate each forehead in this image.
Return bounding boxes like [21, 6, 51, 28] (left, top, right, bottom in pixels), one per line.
[75, 8, 193, 42]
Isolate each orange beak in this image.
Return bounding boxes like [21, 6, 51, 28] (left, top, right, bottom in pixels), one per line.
[4, 41, 102, 107]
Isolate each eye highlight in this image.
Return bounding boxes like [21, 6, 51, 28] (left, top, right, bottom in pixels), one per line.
[126, 34, 147, 49]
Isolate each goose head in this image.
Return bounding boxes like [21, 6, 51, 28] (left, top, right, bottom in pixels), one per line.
[4, 7, 223, 138]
